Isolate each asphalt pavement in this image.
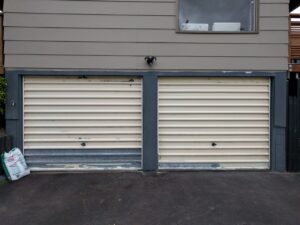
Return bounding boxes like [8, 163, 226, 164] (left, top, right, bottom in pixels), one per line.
[0, 172, 299, 225]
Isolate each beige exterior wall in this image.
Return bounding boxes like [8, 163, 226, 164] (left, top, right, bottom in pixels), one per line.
[4, 0, 289, 71]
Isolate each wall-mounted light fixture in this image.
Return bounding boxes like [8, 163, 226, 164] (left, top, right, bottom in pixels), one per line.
[144, 56, 157, 66]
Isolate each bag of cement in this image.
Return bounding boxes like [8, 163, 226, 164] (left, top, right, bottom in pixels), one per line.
[1, 148, 30, 181]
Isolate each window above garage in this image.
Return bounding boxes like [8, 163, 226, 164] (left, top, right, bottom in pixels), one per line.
[177, 0, 258, 33]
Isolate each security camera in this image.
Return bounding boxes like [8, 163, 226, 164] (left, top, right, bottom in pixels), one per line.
[144, 56, 157, 66]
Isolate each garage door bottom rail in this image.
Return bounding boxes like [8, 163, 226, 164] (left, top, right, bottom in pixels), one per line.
[24, 149, 142, 171]
[159, 163, 269, 171]
[159, 163, 222, 170]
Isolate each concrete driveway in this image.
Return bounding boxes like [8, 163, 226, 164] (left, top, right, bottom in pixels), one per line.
[0, 172, 299, 225]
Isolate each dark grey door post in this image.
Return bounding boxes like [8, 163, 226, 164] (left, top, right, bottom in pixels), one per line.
[142, 74, 158, 171]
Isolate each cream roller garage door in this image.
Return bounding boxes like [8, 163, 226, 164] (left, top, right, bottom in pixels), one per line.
[158, 77, 270, 170]
[23, 76, 142, 171]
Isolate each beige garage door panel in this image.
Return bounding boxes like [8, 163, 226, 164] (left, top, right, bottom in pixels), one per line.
[23, 76, 142, 170]
[158, 77, 270, 170]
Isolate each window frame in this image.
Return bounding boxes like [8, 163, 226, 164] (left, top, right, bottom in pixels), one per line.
[176, 0, 259, 34]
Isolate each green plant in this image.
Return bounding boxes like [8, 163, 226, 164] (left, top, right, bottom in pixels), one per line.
[0, 76, 7, 115]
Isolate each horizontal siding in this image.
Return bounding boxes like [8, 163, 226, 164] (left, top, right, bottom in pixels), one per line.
[4, 0, 288, 16]
[4, 0, 289, 70]
[5, 55, 287, 70]
[4, 1, 176, 15]
[4, 13, 289, 31]
[4, 28, 288, 44]
[260, 0, 288, 2]
[5, 42, 288, 57]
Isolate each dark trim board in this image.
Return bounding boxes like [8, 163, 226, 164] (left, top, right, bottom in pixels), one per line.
[270, 75, 288, 171]
[5, 70, 288, 172]
[287, 77, 300, 172]
[142, 74, 158, 171]
[5, 69, 284, 77]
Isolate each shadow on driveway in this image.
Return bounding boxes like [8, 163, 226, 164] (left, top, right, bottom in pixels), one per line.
[0, 172, 299, 225]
